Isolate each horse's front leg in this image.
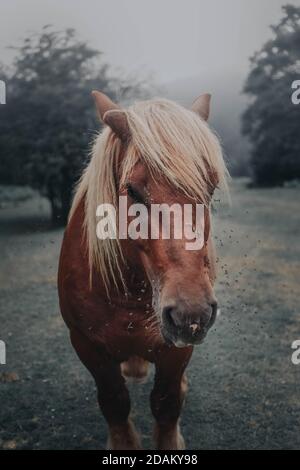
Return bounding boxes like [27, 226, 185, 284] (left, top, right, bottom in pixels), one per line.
[70, 329, 141, 450]
[151, 347, 192, 450]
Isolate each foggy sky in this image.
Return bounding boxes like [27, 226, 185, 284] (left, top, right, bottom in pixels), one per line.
[0, 0, 298, 85]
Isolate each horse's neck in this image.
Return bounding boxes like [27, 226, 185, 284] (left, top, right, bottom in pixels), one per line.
[116, 240, 153, 306]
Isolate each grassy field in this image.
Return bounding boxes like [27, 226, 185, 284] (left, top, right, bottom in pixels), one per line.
[0, 179, 299, 450]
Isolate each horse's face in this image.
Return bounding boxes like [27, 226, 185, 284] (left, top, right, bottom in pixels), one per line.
[120, 161, 217, 347]
[92, 90, 223, 348]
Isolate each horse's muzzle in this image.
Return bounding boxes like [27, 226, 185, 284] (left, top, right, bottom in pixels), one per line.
[161, 301, 218, 347]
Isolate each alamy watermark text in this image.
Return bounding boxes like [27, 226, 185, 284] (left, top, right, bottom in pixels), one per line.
[0, 340, 6, 365]
[96, 197, 205, 251]
[0, 80, 6, 105]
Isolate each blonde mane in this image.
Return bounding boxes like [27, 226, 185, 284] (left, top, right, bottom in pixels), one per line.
[69, 98, 229, 291]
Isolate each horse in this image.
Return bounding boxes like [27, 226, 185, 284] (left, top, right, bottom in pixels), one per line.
[58, 90, 228, 450]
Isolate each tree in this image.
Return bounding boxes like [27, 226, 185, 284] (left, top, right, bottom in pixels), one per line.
[0, 26, 150, 223]
[242, 4, 300, 186]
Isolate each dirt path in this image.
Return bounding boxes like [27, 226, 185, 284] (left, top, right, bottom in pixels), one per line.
[0, 180, 299, 449]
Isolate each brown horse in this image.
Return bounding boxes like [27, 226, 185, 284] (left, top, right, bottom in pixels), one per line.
[58, 91, 228, 450]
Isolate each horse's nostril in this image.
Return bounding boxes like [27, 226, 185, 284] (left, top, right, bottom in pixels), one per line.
[162, 306, 177, 328]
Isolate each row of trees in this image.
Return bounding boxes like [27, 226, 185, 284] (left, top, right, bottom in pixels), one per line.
[242, 4, 300, 186]
[0, 26, 149, 223]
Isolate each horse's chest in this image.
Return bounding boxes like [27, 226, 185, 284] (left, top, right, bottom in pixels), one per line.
[95, 308, 160, 360]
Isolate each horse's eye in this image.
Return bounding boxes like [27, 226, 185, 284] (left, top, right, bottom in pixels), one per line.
[126, 184, 144, 204]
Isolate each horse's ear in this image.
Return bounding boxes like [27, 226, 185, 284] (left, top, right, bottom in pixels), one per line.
[91, 90, 130, 142]
[191, 93, 211, 121]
